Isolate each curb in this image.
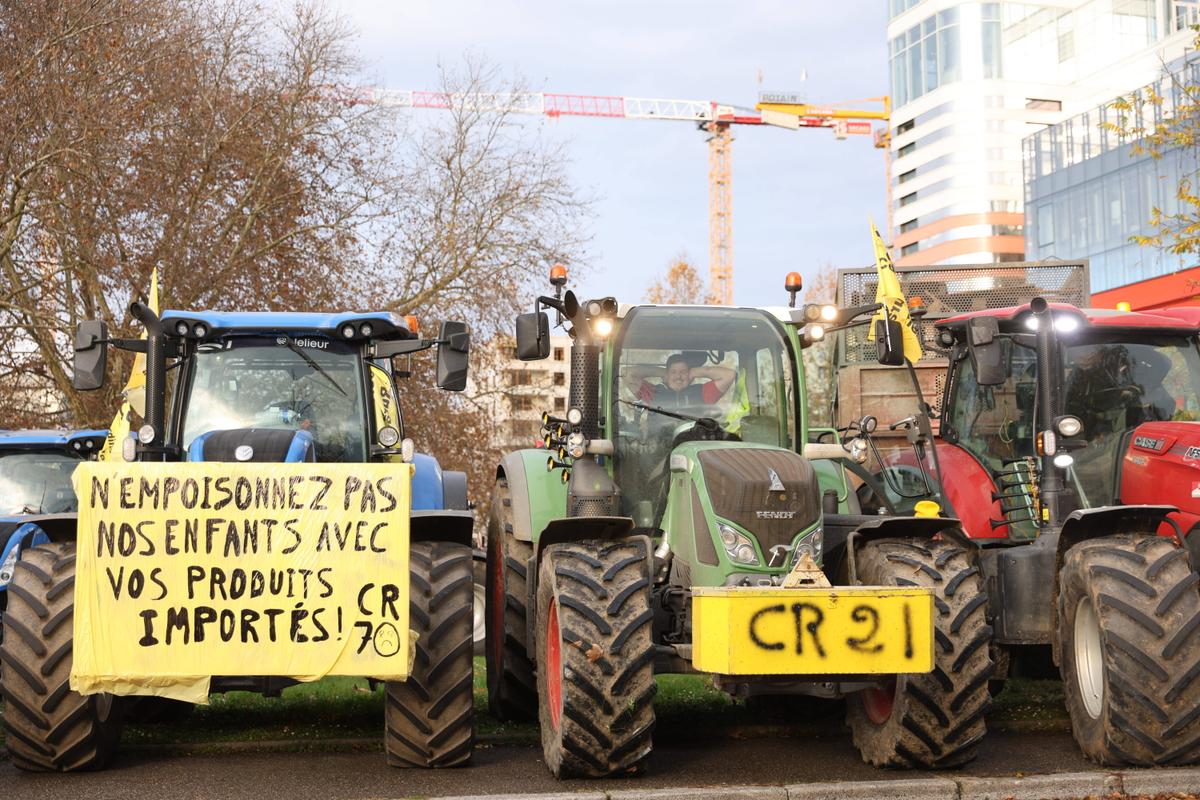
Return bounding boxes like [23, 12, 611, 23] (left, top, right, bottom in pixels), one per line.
[433, 766, 1200, 800]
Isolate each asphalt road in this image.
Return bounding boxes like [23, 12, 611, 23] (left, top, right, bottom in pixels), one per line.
[0, 727, 1107, 800]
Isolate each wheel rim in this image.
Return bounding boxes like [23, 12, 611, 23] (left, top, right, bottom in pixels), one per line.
[546, 597, 563, 730]
[488, 539, 505, 669]
[473, 583, 487, 649]
[1074, 596, 1105, 719]
[862, 678, 896, 725]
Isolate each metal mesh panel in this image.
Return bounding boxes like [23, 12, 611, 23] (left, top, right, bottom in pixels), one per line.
[836, 262, 1089, 366]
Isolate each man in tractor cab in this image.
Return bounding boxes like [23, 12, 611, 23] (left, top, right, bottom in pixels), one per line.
[631, 352, 736, 409]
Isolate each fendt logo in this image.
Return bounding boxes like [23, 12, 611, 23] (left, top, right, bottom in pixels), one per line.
[767, 467, 786, 492]
[756, 510, 796, 520]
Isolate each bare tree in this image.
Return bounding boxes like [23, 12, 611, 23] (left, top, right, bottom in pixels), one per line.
[0, 0, 407, 427]
[644, 251, 707, 304]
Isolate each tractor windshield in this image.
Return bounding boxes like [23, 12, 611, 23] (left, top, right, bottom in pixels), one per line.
[0, 450, 83, 515]
[180, 336, 368, 462]
[610, 306, 798, 529]
[946, 332, 1200, 508]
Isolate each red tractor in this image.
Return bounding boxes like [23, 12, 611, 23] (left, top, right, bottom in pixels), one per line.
[856, 298, 1200, 767]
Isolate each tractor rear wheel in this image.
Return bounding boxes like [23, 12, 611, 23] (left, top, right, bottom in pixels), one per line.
[535, 538, 656, 778]
[385, 541, 474, 767]
[1058, 535, 1200, 766]
[846, 538, 993, 768]
[1, 542, 124, 771]
[485, 477, 537, 721]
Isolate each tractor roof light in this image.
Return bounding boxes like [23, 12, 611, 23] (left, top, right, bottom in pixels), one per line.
[403, 315, 419, 334]
[340, 323, 356, 339]
[803, 303, 823, 322]
[592, 317, 614, 338]
[785, 272, 803, 307]
[550, 263, 568, 286]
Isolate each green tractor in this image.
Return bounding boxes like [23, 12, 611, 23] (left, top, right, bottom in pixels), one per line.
[484, 269, 994, 777]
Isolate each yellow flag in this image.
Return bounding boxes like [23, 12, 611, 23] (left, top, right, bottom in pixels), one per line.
[866, 223, 922, 363]
[99, 268, 159, 462]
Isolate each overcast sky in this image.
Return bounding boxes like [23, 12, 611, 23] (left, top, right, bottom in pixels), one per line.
[338, 0, 888, 307]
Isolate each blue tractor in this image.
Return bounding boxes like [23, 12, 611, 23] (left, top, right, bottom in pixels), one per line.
[0, 429, 106, 628]
[1, 304, 475, 771]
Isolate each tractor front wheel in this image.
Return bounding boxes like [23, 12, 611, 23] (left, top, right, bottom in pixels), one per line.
[846, 538, 993, 768]
[385, 541, 475, 767]
[535, 538, 656, 778]
[484, 477, 537, 721]
[1058, 535, 1200, 765]
[1, 542, 124, 771]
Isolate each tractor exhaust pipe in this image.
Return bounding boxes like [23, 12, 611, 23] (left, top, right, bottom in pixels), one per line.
[1030, 297, 1063, 528]
[130, 301, 166, 458]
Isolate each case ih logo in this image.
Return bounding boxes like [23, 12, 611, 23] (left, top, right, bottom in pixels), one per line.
[1134, 436, 1167, 452]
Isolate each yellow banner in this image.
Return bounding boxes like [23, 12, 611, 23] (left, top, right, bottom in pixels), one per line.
[866, 222, 923, 364]
[70, 461, 414, 703]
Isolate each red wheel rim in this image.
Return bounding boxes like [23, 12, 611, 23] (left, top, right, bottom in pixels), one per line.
[862, 678, 896, 725]
[488, 539, 505, 670]
[546, 597, 563, 730]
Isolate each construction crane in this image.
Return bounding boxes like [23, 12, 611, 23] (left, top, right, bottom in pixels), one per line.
[354, 88, 887, 305]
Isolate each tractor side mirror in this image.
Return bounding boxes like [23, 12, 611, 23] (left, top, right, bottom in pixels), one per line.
[875, 317, 905, 366]
[968, 317, 1006, 386]
[515, 311, 550, 361]
[436, 321, 470, 392]
[74, 320, 108, 390]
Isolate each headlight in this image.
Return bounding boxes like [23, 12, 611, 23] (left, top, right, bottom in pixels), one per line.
[808, 324, 825, 340]
[718, 524, 759, 566]
[378, 426, 400, 447]
[175, 321, 190, 336]
[1053, 452, 1075, 468]
[137, 424, 156, 444]
[592, 317, 614, 337]
[340, 324, 356, 339]
[567, 407, 583, 426]
[820, 305, 838, 322]
[1054, 315, 1079, 333]
[1056, 415, 1083, 437]
[0, 545, 20, 587]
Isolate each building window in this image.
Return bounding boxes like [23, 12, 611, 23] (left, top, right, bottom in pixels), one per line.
[553, 347, 564, 361]
[982, 3, 1002, 79]
[510, 395, 537, 411]
[509, 369, 534, 386]
[899, 169, 916, 184]
[901, 242, 920, 257]
[554, 397, 565, 411]
[896, 119, 915, 136]
[900, 218, 918, 234]
[898, 142, 916, 158]
[888, 7, 961, 107]
[553, 372, 565, 386]
[1026, 98, 1062, 111]
[900, 192, 917, 207]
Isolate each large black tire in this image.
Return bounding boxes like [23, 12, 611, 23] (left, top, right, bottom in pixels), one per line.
[484, 477, 537, 721]
[535, 538, 656, 778]
[1057, 535, 1200, 766]
[1, 542, 124, 771]
[385, 541, 474, 767]
[846, 538, 992, 768]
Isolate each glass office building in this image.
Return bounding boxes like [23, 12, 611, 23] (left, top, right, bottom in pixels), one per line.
[887, 0, 1194, 268]
[1023, 59, 1200, 293]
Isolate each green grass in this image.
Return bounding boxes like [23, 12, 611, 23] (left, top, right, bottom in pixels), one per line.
[0, 661, 1071, 750]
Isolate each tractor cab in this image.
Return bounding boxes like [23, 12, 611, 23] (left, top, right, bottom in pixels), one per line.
[926, 303, 1200, 539]
[77, 308, 469, 466]
[0, 429, 106, 624]
[608, 305, 802, 529]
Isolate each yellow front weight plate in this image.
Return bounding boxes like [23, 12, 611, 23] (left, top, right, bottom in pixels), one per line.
[691, 586, 934, 675]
